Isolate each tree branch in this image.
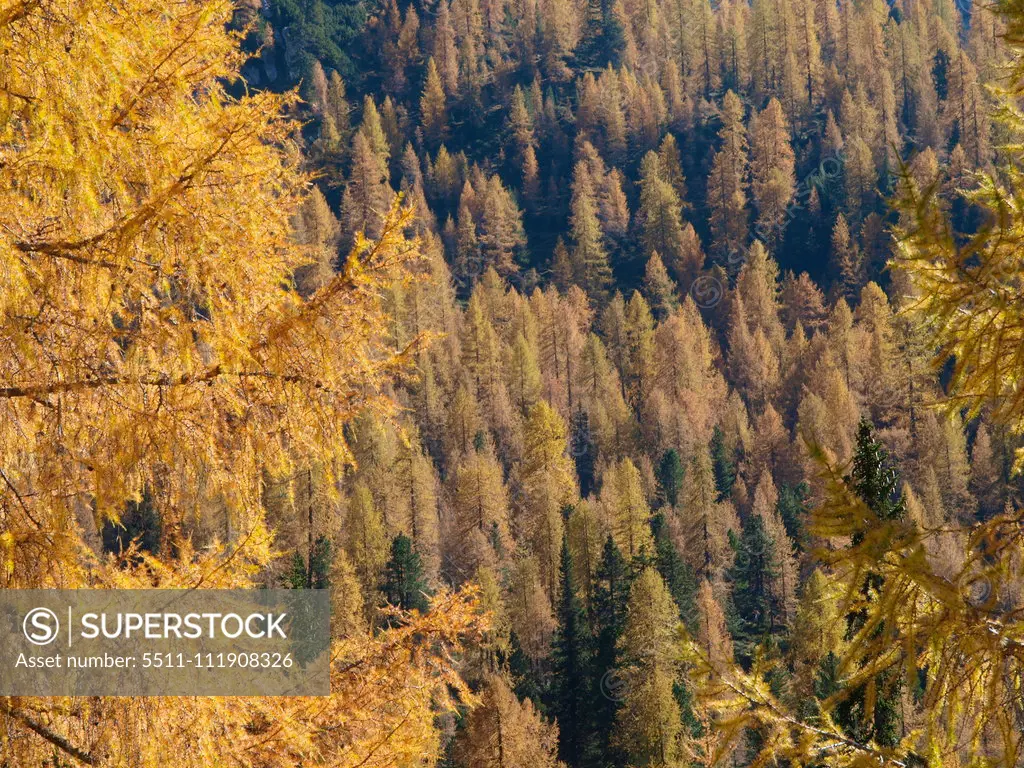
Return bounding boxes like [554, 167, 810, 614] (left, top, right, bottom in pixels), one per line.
[0, 700, 98, 765]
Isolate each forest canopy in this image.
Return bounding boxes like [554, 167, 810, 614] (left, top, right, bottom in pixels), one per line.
[3, 0, 1024, 764]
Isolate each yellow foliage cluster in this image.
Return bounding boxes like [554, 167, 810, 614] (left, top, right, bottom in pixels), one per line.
[0, 0, 486, 764]
[0, 0, 415, 582]
[675, 3, 1024, 765]
[684, 449, 1024, 768]
[2, 586, 484, 767]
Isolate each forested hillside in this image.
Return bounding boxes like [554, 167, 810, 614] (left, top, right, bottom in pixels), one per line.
[4, 0, 1024, 765]
[241, 0, 1024, 762]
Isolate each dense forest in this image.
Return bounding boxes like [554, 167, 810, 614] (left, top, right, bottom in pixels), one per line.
[4, 0, 1024, 765]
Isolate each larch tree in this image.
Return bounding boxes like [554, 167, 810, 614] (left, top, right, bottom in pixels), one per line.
[461, 291, 504, 416]
[570, 161, 614, 302]
[520, 401, 577, 593]
[507, 555, 558, 661]
[842, 135, 876, 220]
[727, 294, 780, 414]
[707, 90, 750, 258]
[794, 0, 823, 113]
[749, 98, 796, 246]
[508, 85, 537, 162]
[326, 71, 353, 142]
[638, 151, 689, 275]
[478, 175, 526, 278]
[850, 282, 903, 429]
[292, 185, 341, 296]
[679, 448, 734, 581]
[748, 0, 777, 100]
[432, 0, 460, 93]
[359, 95, 392, 165]
[613, 568, 687, 768]
[420, 57, 448, 147]
[393, 435, 442, 578]
[453, 674, 565, 768]
[830, 212, 864, 304]
[522, 401, 578, 506]
[643, 252, 681, 321]
[736, 239, 785, 346]
[969, 423, 1003, 518]
[718, 0, 749, 93]
[674, 223, 706, 290]
[345, 483, 391, 601]
[4, 0, 1018, 764]
[688, 581, 736, 767]
[657, 133, 689, 204]
[944, 47, 990, 167]
[600, 458, 654, 561]
[567, 500, 603, 606]
[788, 568, 844, 683]
[624, 291, 658, 407]
[508, 332, 543, 416]
[779, 271, 826, 334]
[0, 1, 485, 766]
[342, 130, 394, 243]
[450, 446, 512, 566]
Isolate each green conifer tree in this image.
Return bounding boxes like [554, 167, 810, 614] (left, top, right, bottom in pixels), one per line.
[552, 537, 594, 766]
[590, 535, 631, 763]
[381, 533, 431, 613]
[710, 426, 737, 501]
[727, 514, 782, 660]
[836, 419, 906, 748]
[651, 513, 699, 631]
[657, 448, 685, 508]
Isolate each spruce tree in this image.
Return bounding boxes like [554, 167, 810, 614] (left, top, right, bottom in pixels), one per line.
[551, 537, 593, 766]
[590, 535, 631, 763]
[651, 513, 699, 631]
[570, 409, 598, 498]
[381, 533, 430, 613]
[576, 0, 625, 69]
[283, 551, 309, 590]
[657, 448, 685, 508]
[836, 419, 906, 748]
[710, 426, 736, 501]
[727, 513, 782, 659]
[282, 535, 332, 590]
[777, 481, 810, 552]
